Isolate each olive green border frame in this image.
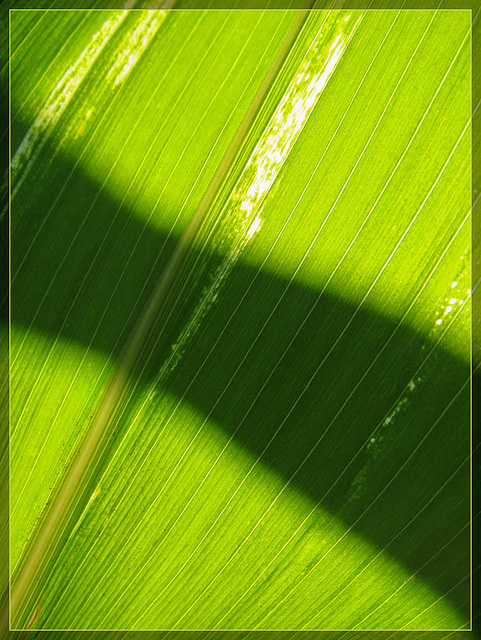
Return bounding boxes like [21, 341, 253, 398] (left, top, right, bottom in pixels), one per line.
[0, 1, 478, 637]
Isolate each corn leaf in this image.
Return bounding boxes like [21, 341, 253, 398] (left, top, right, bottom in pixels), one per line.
[9, 6, 472, 630]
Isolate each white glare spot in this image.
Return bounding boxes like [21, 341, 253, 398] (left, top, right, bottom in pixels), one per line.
[445, 306, 453, 315]
[247, 216, 262, 240]
[449, 298, 457, 304]
[452, 281, 458, 288]
[436, 319, 443, 325]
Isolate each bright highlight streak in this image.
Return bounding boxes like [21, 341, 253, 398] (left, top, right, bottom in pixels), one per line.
[107, 10, 167, 87]
[11, 12, 128, 196]
[230, 14, 358, 231]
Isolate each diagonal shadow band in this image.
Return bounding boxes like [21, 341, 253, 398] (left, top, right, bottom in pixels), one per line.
[7, 120, 473, 628]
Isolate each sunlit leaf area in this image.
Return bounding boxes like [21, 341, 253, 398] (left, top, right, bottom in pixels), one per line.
[8, 5, 472, 631]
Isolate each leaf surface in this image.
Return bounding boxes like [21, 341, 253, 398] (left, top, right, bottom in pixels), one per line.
[10, 7, 472, 630]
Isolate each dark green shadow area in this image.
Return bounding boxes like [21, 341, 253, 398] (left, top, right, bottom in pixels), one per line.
[7, 115, 472, 628]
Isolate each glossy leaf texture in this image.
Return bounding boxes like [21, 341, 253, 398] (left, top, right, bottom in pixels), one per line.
[10, 6, 472, 631]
